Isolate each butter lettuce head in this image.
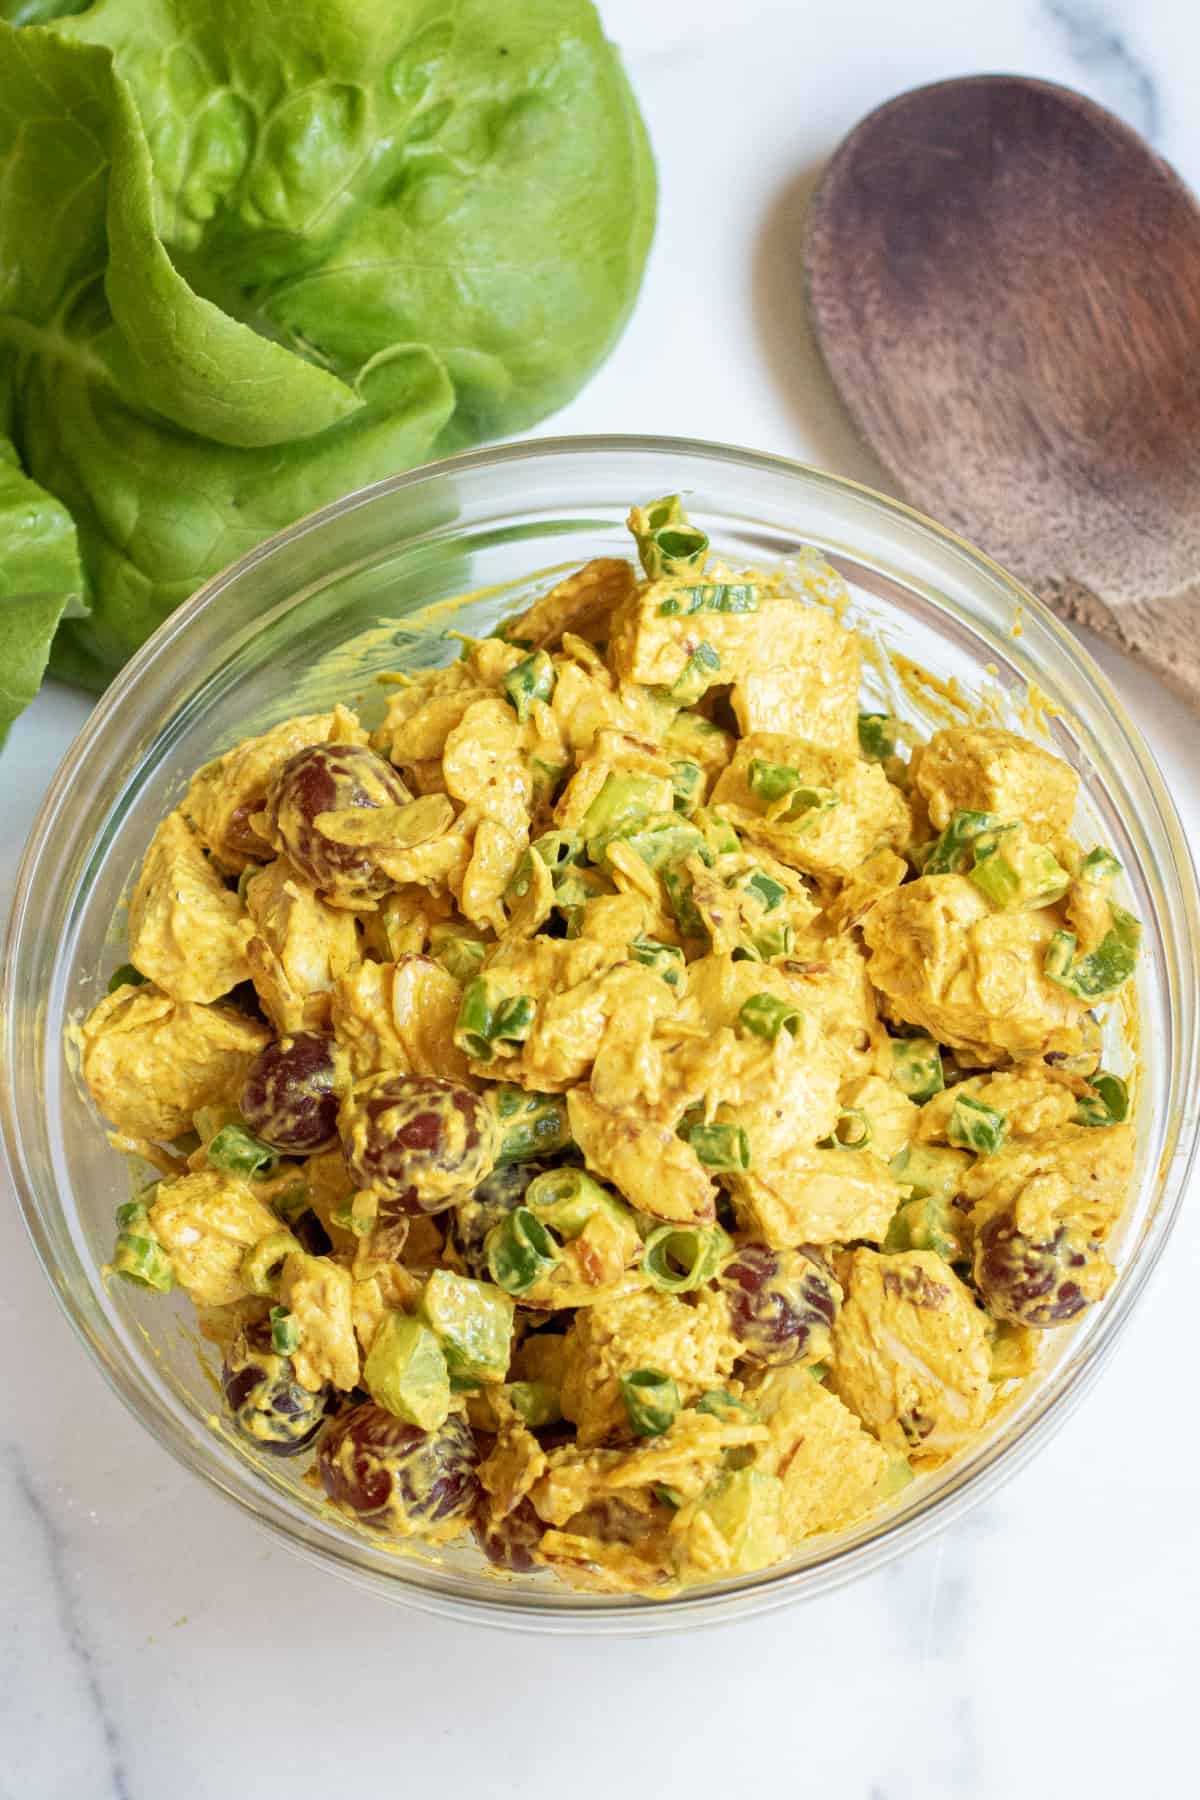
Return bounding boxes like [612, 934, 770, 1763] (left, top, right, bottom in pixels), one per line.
[0, 0, 655, 733]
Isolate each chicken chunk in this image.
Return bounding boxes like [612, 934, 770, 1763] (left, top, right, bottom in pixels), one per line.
[567, 1088, 717, 1225]
[961, 1122, 1134, 1243]
[751, 1367, 895, 1538]
[559, 1289, 741, 1447]
[243, 858, 360, 1033]
[914, 727, 1078, 841]
[730, 1147, 904, 1249]
[148, 1170, 279, 1307]
[277, 1252, 359, 1392]
[126, 811, 252, 1004]
[832, 1249, 992, 1459]
[80, 985, 270, 1139]
[711, 732, 911, 879]
[862, 874, 1087, 1061]
[731, 597, 859, 751]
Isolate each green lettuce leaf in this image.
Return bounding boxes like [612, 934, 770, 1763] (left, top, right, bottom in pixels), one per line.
[0, 0, 655, 725]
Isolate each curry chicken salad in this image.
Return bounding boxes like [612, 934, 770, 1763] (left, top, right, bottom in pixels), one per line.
[77, 497, 1140, 1596]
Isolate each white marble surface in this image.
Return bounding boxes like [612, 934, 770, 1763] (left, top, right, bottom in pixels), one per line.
[4, 1, 1200, 1794]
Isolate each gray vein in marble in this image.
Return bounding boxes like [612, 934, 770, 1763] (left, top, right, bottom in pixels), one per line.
[1041, 0, 1161, 140]
[4, 1446, 132, 1800]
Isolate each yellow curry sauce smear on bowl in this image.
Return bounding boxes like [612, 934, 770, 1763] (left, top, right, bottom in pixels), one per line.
[77, 496, 1140, 1597]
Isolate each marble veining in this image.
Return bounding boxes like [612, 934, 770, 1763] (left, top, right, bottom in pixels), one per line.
[1041, 0, 1161, 138]
[4, 1447, 131, 1800]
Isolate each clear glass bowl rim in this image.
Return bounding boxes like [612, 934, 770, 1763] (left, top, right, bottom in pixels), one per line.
[4, 431, 1198, 1633]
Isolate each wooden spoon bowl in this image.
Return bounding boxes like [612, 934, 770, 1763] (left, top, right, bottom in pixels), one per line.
[804, 75, 1200, 709]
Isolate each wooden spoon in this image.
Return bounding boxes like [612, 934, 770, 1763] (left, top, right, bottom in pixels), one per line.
[804, 74, 1200, 711]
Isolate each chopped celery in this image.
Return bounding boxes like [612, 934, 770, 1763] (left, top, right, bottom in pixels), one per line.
[363, 1312, 451, 1430]
[670, 758, 706, 815]
[629, 935, 687, 990]
[969, 828, 1069, 910]
[421, 1269, 515, 1384]
[1044, 904, 1141, 1000]
[207, 1122, 279, 1180]
[427, 925, 486, 984]
[492, 1088, 572, 1162]
[581, 771, 672, 859]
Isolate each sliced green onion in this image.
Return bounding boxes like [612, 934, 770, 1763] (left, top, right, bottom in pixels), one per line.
[485, 1207, 561, 1296]
[111, 1232, 173, 1293]
[670, 758, 706, 815]
[643, 1222, 733, 1293]
[747, 760, 838, 826]
[663, 867, 706, 939]
[493, 995, 536, 1051]
[735, 917, 794, 963]
[858, 712, 897, 761]
[1079, 846, 1122, 886]
[656, 581, 758, 617]
[107, 962, 147, 994]
[629, 936, 686, 990]
[742, 869, 786, 912]
[532, 829, 582, 871]
[115, 1199, 151, 1230]
[581, 771, 672, 860]
[694, 1388, 756, 1421]
[1044, 904, 1141, 1000]
[630, 494, 710, 581]
[207, 1123, 279, 1179]
[269, 1305, 302, 1356]
[502, 649, 556, 721]
[241, 1229, 303, 1298]
[524, 1166, 623, 1238]
[500, 1381, 563, 1428]
[739, 992, 802, 1041]
[890, 1035, 945, 1103]
[948, 1094, 1008, 1155]
[921, 810, 1005, 876]
[670, 641, 721, 704]
[427, 926, 487, 983]
[493, 1088, 571, 1162]
[1076, 1071, 1130, 1128]
[825, 1107, 872, 1152]
[455, 980, 535, 1061]
[654, 1483, 684, 1509]
[687, 1122, 752, 1171]
[620, 1369, 680, 1438]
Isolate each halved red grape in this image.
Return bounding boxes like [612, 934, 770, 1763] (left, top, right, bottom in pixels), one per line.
[317, 1402, 479, 1536]
[718, 1242, 840, 1366]
[221, 1319, 337, 1456]
[975, 1207, 1111, 1327]
[240, 1032, 342, 1152]
[475, 1496, 545, 1572]
[339, 1073, 499, 1216]
[263, 743, 411, 904]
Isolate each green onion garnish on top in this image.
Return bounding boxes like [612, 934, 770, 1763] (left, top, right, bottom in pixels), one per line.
[629, 494, 710, 582]
[1076, 1072, 1130, 1128]
[656, 582, 759, 617]
[207, 1123, 279, 1180]
[890, 1035, 945, 1103]
[502, 649, 556, 721]
[1044, 905, 1141, 1000]
[948, 1094, 1007, 1155]
[620, 1368, 680, 1438]
[739, 992, 802, 1041]
[687, 1122, 752, 1171]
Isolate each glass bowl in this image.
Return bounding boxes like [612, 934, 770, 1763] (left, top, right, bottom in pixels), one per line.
[4, 436, 1198, 1632]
